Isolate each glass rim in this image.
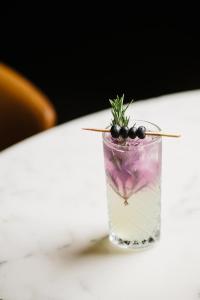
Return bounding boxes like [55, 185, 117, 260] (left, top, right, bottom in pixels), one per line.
[102, 120, 162, 151]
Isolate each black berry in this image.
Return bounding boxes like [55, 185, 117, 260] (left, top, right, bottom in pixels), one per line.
[136, 126, 146, 139]
[120, 126, 129, 139]
[128, 126, 137, 139]
[110, 125, 121, 138]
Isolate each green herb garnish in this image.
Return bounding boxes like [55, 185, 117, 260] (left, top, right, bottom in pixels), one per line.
[109, 95, 133, 128]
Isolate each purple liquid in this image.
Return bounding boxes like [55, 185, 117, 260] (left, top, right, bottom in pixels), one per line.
[103, 133, 162, 201]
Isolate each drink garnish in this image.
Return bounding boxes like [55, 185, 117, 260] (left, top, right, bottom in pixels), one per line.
[82, 95, 181, 138]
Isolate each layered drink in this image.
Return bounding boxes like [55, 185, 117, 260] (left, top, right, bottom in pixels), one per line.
[103, 120, 162, 249]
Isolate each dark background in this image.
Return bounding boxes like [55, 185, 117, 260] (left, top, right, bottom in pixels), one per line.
[1, 6, 200, 124]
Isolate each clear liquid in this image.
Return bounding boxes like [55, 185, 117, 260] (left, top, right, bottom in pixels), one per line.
[107, 182, 161, 248]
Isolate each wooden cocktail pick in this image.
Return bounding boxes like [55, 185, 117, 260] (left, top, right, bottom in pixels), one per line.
[82, 128, 181, 138]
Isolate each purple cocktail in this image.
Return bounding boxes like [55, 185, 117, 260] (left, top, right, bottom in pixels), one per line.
[103, 120, 162, 249]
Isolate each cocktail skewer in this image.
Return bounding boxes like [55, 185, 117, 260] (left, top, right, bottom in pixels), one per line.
[82, 128, 181, 138]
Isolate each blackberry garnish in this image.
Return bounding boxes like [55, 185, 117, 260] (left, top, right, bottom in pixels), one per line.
[120, 126, 129, 139]
[111, 125, 121, 138]
[136, 126, 146, 139]
[128, 126, 137, 139]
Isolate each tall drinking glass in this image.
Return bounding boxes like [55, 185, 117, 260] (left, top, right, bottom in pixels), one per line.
[103, 121, 162, 249]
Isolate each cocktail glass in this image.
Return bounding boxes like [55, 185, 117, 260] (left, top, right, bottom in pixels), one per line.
[103, 120, 162, 249]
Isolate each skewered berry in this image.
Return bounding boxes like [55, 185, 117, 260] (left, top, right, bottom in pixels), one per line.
[136, 126, 146, 139]
[128, 126, 137, 139]
[110, 125, 121, 138]
[120, 126, 129, 139]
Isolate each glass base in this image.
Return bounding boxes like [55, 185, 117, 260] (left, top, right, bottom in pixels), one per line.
[109, 232, 160, 250]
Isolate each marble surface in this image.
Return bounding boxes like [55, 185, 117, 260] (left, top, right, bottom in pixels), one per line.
[0, 91, 199, 299]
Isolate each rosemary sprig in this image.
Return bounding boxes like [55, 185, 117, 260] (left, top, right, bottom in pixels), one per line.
[109, 95, 134, 127]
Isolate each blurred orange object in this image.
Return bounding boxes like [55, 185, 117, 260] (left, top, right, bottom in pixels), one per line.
[0, 63, 57, 150]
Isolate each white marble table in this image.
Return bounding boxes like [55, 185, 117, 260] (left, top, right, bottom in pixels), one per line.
[0, 91, 199, 299]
